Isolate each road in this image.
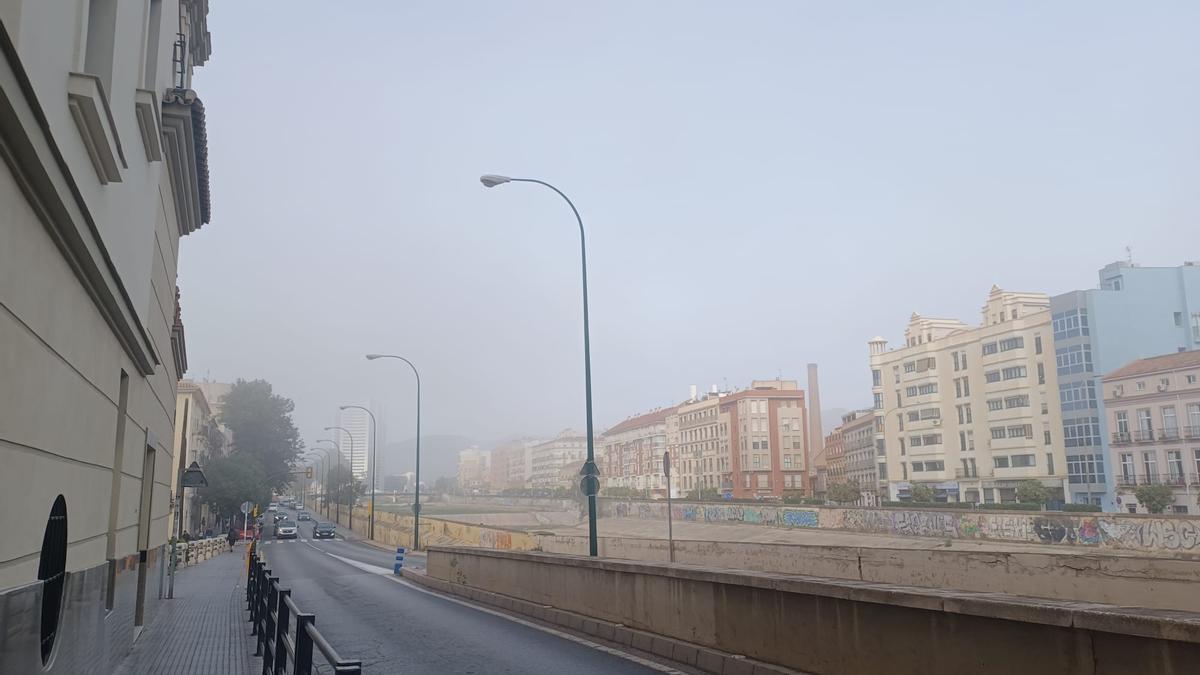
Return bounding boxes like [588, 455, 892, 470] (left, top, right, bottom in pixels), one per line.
[259, 521, 674, 674]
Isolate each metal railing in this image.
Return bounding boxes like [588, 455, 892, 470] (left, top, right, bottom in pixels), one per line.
[1111, 431, 1131, 445]
[954, 468, 978, 478]
[1185, 426, 1200, 440]
[1159, 428, 1181, 441]
[247, 542, 362, 674]
[1133, 429, 1155, 443]
[1116, 473, 1200, 488]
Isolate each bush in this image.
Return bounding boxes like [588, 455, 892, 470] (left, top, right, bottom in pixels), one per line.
[1015, 480, 1051, 505]
[1061, 503, 1102, 513]
[881, 500, 973, 509]
[909, 484, 936, 502]
[982, 502, 1044, 511]
[1133, 484, 1176, 514]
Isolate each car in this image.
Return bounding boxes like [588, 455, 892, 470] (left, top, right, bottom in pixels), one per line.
[267, 503, 278, 512]
[312, 522, 336, 540]
[296, 511, 311, 521]
[273, 512, 289, 524]
[274, 522, 298, 539]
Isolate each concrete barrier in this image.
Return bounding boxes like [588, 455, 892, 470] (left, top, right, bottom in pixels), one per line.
[538, 534, 1200, 612]
[427, 546, 1200, 675]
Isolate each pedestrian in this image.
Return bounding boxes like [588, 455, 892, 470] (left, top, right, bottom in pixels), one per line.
[226, 527, 237, 552]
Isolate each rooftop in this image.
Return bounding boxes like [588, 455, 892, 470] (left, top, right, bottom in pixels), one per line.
[1104, 350, 1200, 381]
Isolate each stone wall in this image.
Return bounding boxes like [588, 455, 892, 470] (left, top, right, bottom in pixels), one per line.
[597, 499, 1200, 555]
[426, 547, 1200, 675]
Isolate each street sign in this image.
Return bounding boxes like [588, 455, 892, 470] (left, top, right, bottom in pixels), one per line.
[580, 474, 600, 497]
[411, 502, 422, 516]
[662, 451, 671, 477]
[241, 501, 254, 513]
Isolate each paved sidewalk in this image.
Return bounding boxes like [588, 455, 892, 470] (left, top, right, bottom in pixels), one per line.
[114, 545, 260, 674]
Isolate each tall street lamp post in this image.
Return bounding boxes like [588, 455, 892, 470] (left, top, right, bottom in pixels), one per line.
[365, 354, 422, 550]
[480, 174, 600, 557]
[312, 444, 336, 518]
[340, 405, 378, 539]
[325, 426, 356, 531]
[314, 438, 342, 522]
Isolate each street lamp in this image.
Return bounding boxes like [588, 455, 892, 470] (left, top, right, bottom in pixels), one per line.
[480, 174, 600, 557]
[314, 439, 342, 522]
[325, 426, 356, 531]
[365, 354, 422, 550]
[340, 405, 378, 540]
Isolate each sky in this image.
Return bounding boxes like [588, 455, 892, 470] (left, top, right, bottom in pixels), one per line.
[181, 1, 1199, 477]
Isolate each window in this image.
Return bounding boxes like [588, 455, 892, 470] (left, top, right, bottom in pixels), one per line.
[904, 360, 916, 373]
[893, 367, 900, 384]
[757, 474, 769, 489]
[1037, 363, 1045, 385]
[1059, 381, 1097, 412]
[873, 392, 883, 410]
[38, 495, 68, 666]
[783, 455, 792, 469]
[1052, 309, 1090, 340]
[987, 399, 1003, 412]
[962, 377, 969, 396]
[1143, 451, 1158, 479]
[1115, 411, 1130, 434]
[1044, 430, 1052, 445]
[966, 430, 974, 451]
[911, 461, 924, 471]
[874, 416, 884, 433]
[1035, 336, 1043, 355]
[896, 391, 902, 407]
[1167, 450, 1184, 479]
[1001, 366, 1027, 380]
[1067, 454, 1104, 484]
[1188, 374, 1197, 384]
[990, 427, 1007, 440]
[1004, 395, 1030, 408]
[901, 463, 908, 479]
[1194, 448, 1200, 478]
[955, 379, 962, 397]
[1189, 403, 1200, 430]
[919, 408, 940, 420]
[999, 337, 1024, 352]
[1120, 453, 1135, 482]
[1011, 454, 1035, 468]
[85, 0, 120, 92]
[905, 383, 937, 396]
[961, 351, 968, 369]
[743, 474, 751, 488]
[994, 456, 1010, 468]
[872, 369, 882, 386]
[953, 352, 960, 371]
[1162, 407, 1178, 434]
[753, 455, 760, 467]
[985, 370, 1001, 384]
[1136, 381, 1146, 391]
[982, 342, 999, 356]
[1136, 408, 1153, 433]
[959, 431, 967, 451]
[926, 461, 945, 471]
[1006, 424, 1033, 439]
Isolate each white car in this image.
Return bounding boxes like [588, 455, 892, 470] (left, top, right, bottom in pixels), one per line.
[274, 523, 298, 539]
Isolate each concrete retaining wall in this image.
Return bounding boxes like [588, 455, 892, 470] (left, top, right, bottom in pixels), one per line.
[427, 546, 1200, 675]
[538, 534, 1200, 612]
[598, 500, 1200, 555]
[332, 507, 539, 552]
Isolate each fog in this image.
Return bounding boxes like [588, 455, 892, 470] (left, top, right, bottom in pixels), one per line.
[179, 2, 1198, 477]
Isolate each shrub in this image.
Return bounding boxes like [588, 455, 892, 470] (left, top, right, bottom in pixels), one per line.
[1061, 503, 1102, 513]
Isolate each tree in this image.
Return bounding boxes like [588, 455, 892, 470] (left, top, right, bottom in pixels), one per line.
[220, 379, 303, 491]
[1134, 484, 1176, 514]
[324, 471, 367, 508]
[827, 482, 862, 505]
[198, 454, 272, 520]
[909, 484, 935, 503]
[1015, 480, 1050, 505]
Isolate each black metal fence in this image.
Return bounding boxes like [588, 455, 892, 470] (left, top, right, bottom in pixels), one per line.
[246, 542, 362, 674]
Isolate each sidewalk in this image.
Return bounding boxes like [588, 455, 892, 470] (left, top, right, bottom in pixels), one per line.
[114, 545, 259, 674]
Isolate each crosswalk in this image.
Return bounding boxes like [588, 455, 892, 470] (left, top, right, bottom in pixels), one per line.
[261, 537, 345, 545]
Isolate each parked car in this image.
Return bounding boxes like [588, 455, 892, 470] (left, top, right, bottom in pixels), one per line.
[312, 522, 336, 540]
[296, 511, 311, 521]
[274, 522, 298, 539]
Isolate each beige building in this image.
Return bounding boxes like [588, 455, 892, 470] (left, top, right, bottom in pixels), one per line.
[169, 381, 230, 537]
[530, 430, 587, 489]
[835, 410, 879, 505]
[600, 407, 676, 498]
[822, 427, 846, 485]
[456, 447, 491, 492]
[869, 287, 1068, 503]
[1103, 351, 1200, 514]
[0, 2, 213, 671]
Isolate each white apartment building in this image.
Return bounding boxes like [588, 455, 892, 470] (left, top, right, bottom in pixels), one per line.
[869, 287, 1069, 504]
[1104, 351, 1200, 514]
[530, 430, 587, 489]
[0, 2, 213, 671]
[336, 406, 372, 481]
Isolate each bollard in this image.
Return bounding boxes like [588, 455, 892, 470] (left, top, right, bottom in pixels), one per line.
[393, 547, 405, 574]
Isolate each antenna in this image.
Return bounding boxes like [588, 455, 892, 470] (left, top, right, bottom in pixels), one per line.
[1125, 245, 1132, 264]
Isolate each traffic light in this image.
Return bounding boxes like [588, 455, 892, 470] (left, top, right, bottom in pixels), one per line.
[306, 466, 313, 480]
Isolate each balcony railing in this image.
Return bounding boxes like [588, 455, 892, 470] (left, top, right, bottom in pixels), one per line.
[1185, 426, 1200, 440]
[954, 468, 979, 478]
[1117, 473, 1199, 488]
[1133, 430, 1156, 443]
[1159, 428, 1181, 441]
[1111, 432, 1131, 445]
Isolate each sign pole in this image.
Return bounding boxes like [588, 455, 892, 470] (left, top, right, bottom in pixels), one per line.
[664, 451, 674, 563]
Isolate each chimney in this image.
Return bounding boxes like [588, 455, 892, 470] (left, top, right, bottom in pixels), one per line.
[806, 363, 823, 493]
[689, 384, 697, 401]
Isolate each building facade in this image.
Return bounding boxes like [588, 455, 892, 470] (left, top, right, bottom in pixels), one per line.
[530, 431, 586, 489]
[456, 447, 491, 492]
[1051, 261, 1200, 508]
[837, 410, 879, 505]
[869, 287, 1068, 503]
[1103, 351, 1200, 514]
[822, 427, 846, 485]
[600, 407, 676, 497]
[170, 381, 231, 537]
[0, 2, 213, 671]
[335, 406, 372, 481]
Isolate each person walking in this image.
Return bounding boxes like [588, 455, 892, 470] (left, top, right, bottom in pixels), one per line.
[226, 526, 237, 552]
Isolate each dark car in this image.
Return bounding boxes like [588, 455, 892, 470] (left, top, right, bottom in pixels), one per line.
[296, 511, 311, 521]
[273, 512, 289, 523]
[312, 522, 336, 540]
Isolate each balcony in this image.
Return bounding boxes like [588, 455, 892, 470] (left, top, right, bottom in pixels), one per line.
[1133, 430, 1156, 443]
[1111, 432, 1131, 445]
[1159, 428, 1181, 441]
[954, 468, 979, 479]
[1185, 426, 1200, 440]
[1118, 473, 1199, 488]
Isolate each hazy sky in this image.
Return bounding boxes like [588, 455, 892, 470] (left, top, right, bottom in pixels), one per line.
[181, 2, 1198, 475]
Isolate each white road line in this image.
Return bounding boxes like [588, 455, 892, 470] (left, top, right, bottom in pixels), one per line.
[304, 546, 683, 674]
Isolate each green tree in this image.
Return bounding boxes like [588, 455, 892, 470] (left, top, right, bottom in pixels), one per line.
[220, 379, 304, 491]
[1015, 480, 1050, 505]
[198, 454, 272, 519]
[909, 484, 936, 503]
[827, 482, 862, 505]
[1134, 484, 1176, 514]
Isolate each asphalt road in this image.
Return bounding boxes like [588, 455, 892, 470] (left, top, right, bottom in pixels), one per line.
[260, 522, 669, 674]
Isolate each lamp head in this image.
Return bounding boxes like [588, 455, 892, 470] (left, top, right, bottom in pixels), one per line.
[480, 174, 512, 188]
[365, 354, 384, 360]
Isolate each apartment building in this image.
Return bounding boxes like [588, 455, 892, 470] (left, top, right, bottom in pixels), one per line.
[457, 447, 491, 492]
[1103, 351, 1200, 514]
[170, 381, 231, 537]
[600, 407, 676, 497]
[0, 2, 213, 671]
[837, 410, 879, 505]
[1051, 261, 1200, 507]
[823, 427, 846, 485]
[869, 287, 1068, 503]
[674, 391, 729, 495]
[723, 381, 809, 497]
[530, 431, 587, 489]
